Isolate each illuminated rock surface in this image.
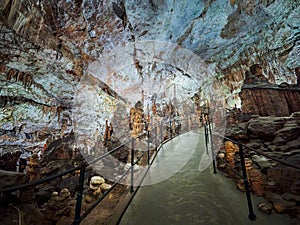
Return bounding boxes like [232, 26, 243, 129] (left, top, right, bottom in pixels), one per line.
[0, 0, 300, 224]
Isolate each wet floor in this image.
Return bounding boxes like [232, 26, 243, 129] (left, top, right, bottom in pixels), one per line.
[119, 129, 292, 225]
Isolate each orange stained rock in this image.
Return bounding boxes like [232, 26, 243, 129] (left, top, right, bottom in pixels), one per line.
[230, 0, 236, 5]
[224, 141, 239, 153]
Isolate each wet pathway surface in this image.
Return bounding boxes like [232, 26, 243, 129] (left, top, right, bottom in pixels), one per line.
[119, 129, 292, 225]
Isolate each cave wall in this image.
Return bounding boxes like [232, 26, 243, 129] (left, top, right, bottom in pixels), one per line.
[0, 0, 299, 148]
[240, 86, 300, 116]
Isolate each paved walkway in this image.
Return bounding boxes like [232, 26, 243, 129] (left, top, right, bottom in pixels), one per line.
[119, 129, 292, 225]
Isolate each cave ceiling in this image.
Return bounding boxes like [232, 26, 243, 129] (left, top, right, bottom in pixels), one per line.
[0, 0, 299, 134]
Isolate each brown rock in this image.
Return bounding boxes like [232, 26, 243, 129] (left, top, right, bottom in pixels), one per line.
[247, 117, 285, 141]
[248, 169, 265, 196]
[265, 193, 296, 213]
[44, 189, 72, 223]
[225, 122, 248, 140]
[258, 202, 273, 214]
[273, 200, 296, 213]
[273, 126, 300, 145]
[240, 85, 300, 116]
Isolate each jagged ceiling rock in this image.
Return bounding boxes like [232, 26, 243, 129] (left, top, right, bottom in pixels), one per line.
[0, 0, 299, 144]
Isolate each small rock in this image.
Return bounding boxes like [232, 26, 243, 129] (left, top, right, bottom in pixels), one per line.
[218, 153, 225, 159]
[90, 176, 105, 189]
[258, 202, 273, 214]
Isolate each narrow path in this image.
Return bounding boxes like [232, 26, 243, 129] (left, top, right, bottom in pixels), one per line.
[119, 129, 292, 225]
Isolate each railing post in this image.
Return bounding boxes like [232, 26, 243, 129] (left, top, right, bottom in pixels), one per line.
[208, 119, 217, 174]
[160, 121, 163, 143]
[155, 126, 158, 150]
[73, 166, 86, 225]
[130, 138, 135, 193]
[238, 143, 256, 221]
[204, 123, 209, 155]
[169, 120, 172, 139]
[206, 120, 210, 144]
[147, 130, 150, 165]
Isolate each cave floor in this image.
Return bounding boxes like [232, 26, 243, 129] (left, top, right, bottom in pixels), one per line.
[119, 130, 292, 225]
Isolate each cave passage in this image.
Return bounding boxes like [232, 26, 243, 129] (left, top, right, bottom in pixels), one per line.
[119, 128, 291, 225]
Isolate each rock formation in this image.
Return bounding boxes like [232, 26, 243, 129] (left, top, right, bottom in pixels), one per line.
[84, 176, 111, 204]
[220, 111, 300, 219]
[0, 0, 300, 224]
[240, 65, 300, 116]
[43, 188, 73, 224]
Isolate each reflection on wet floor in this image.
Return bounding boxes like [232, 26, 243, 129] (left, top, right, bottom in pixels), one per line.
[119, 130, 292, 225]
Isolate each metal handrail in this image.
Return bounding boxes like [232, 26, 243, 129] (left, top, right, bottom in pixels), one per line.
[0, 114, 200, 225]
[0, 117, 179, 194]
[203, 118, 256, 221]
[205, 124, 300, 222]
[0, 164, 82, 193]
[213, 132, 300, 171]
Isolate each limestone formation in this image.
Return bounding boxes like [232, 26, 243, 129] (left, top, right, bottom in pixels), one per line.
[104, 120, 114, 144]
[225, 141, 238, 163]
[27, 153, 40, 181]
[221, 112, 300, 217]
[84, 176, 112, 204]
[44, 188, 72, 223]
[224, 141, 239, 177]
[240, 72, 300, 116]
[130, 101, 145, 136]
[1, 0, 300, 223]
[248, 168, 265, 196]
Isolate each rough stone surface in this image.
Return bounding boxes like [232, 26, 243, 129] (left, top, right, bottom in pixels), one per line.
[1, 0, 300, 223]
[220, 111, 300, 218]
[247, 116, 286, 140]
[240, 86, 300, 116]
[0, 169, 27, 189]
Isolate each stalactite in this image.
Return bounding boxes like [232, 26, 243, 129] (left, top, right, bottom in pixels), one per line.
[5, 68, 34, 88]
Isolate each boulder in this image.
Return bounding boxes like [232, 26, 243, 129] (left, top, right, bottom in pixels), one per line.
[247, 117, 285, 141]
[35, 185, 56, 207]
[274, 126, 300, 145]
[265, 193, 296, 213]
[40, 160, 73, 176]
[225, 123, 248, 140]
[252, 155, 275, 171]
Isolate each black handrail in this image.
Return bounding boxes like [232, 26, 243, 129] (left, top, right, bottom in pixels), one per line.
[207, 126, 300, 221]
[0, 164, 82, 193]
[0, 114, 199, 225]
[213, 132, 300, 171]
